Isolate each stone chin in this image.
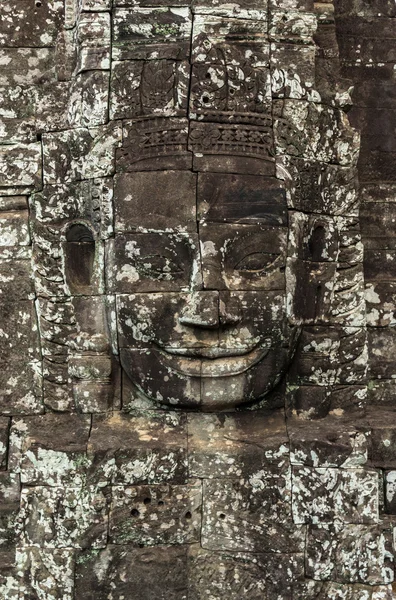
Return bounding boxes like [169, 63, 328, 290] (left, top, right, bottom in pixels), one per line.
[120, 329, 300, 411]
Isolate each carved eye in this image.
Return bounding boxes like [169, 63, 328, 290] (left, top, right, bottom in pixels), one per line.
[234, 252, 278, 273]
[137, 255, 183, 279]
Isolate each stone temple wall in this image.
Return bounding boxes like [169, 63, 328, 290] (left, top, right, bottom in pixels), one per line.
[0, 0, 396, 598]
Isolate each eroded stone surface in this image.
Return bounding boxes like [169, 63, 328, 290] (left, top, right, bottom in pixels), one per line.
[87, 412, 188, 485]
[0, 0, 394, 596]
[109, 481, 202, 545]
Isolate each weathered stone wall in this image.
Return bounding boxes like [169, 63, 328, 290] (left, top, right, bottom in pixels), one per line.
[0, 0, 396, 598]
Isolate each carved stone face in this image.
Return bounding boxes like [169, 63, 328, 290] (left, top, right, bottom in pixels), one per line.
[106, 170, 299, 410]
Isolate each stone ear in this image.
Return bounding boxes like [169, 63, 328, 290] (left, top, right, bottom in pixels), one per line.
[64, 223, 95, 293]
[66, 223, 95, 243]
[307, 223, 326, 262]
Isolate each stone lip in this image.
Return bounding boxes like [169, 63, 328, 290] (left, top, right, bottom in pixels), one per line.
[155, 345, 269, 377]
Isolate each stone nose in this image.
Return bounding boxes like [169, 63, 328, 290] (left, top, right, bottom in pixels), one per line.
[179, 291, 220, 329]
[179, 292, 242, 329]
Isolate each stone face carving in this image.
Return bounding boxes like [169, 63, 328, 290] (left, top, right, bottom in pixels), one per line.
[110, 170, 300, 410]
[25, 0, 363, 414]
[3, 0, 396, 597]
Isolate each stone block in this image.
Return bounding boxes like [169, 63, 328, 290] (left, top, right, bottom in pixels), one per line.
[109, 481, 202, 545]
[9, 414, 91, 486]
[110, 60, 189, 120]
[364, 249, 396, 282]
[201, 476, 305, 553]
[17, 548, 75, 600]
[365, 282, 396, 327]
[87, 411, 188, 485]
[118, 117, 192, 172]
[337, 17, 396, 65]
[336, 0, 396, 18]
[0, 48, 55, 86]
[68, 71, 110, 128]
[367, 379, 396, 408]
[276, 156, 358, 216]
[361, 201, 396, 241]
[199, 223, 287, 290]
[193, 0, 267, 17]
[269, 0, 313, 9]
[190, 24, 270, 119]
[197, 173, 287, 225]
[294, 580, 396, 599]
[0, 359, 43, 416]
[0, 253, 34, 301]
[189, 121, 276, 176]
[269, 9, 317, 43]
[114, 171, 196, 233]
[105, 233, 200, 293]
[287, 384, 367, 418]
[42, 124, 121, 185]
[368, 329, 396, 379]
[77, 12, 111, 72]
[18, 485, 109, 548]
[292, 466, 378, 524]
[0, 300, 40, 360]
[0, 0, 64, 48]
[112, 7, 192, 61]
[273, 100, 359, 166]
[75, 545, 188, 599]
[0, 196, 28, 211]
[0, 473, 19, 552]
[271, 42, 317, 100]
[0, 85, 37, 144]
[37, 296, 113, 356]
[188, 409, 289, 478]
[385, 471, 396, 514]
[0, 143, 42, 189]
[293, 326, 367, 386]
[81, 0, 112, 9]
[188, 546, 304, 600]
[192, 15, 269, 67]
[288, 415, 369, 468]
[306, 521, 394, 585]
[366, 408, 396, 469]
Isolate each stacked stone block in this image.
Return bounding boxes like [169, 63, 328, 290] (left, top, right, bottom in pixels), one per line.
[0, 0, 395, 598]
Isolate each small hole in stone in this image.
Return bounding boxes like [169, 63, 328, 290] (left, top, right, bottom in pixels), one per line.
[158, 500, 165, 507]
[35, 1, 42, 6]
[202, 96, 210, 104]
[131, 508, 140, 517]
[219, 513, 226, 520]
[229, 89, 235, 95]
[185, 511, 192, 520]
[143, 497, 151, 505]
[205, 72, 211, 79]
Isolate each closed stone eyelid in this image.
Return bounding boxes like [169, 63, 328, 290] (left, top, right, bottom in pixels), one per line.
[233, 252, 280, 272]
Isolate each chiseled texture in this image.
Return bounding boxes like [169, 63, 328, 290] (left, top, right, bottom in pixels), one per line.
[0, 0, 396, 598]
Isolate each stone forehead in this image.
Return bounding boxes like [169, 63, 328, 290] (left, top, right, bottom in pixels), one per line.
[114, 170, 288, 231]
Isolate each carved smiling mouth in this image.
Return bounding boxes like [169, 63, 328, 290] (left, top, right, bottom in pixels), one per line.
[154, 344, 270, 377]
